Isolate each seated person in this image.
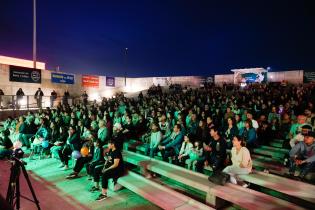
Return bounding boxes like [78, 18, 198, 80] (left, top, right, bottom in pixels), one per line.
[289, 124, 312, 148]
[239, 120, 257, 151]
[111, 123, 125, 151]
[58, 126, 80, 170]
[50, 126, 68, 159]
[186, 140, 203, 171]
[98, 120, 109, 146]
[177, 135, 193, 166]
[158, 124, 184, 162]
[196, 126, 227, 173]
[222, 135, 252, 186]
[145, 122, 162, 158]
[0, 129, 13, 159]
[288, 130, 315, 181]
[122, 115, 135, 140]
[30, 118, 49, 156]
[66, 139, 103, 179]
[90, 140, 125, 201]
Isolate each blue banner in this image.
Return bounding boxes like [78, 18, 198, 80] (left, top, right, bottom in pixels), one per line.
[51, 73, 75, 84]
[106, 76, 115, 87]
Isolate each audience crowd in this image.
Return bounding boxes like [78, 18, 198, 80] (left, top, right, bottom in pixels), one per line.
[1, 83, 315, 200]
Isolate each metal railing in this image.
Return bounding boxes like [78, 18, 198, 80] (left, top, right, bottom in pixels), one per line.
[0, 95, 76, 110]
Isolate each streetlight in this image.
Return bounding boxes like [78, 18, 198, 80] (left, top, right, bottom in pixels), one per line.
[124, 48, 128, 86]
[33, 0, 37, 69]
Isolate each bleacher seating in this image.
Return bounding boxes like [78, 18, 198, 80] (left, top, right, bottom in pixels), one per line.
[123, 150, 305, 209]
[117, 171, 213, 210]
[239, 171, 315, 205]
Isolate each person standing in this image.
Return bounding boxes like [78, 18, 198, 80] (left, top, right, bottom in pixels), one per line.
[50, 90, 57, 108]
[81, 91, 88, 106]
[16, 88, 25, 109]
[0, 89, 4, 108]
[35, 88, 44, 108]
[63, 90, 70, 105]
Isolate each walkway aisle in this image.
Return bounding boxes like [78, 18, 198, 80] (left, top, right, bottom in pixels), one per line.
[0, 158, 161, 210]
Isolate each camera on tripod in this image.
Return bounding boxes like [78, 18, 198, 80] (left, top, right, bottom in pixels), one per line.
[6, 155, 40, 210]
[11, 148, 24, 159]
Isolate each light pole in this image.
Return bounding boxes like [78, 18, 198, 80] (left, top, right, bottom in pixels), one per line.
[124, 47, 128, 86]
[33, 0, 37, 69]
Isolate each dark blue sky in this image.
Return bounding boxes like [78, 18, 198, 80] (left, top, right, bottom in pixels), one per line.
[1, 0, 314, 77]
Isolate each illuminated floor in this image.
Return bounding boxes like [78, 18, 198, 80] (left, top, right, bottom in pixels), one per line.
[0, 157, 161, 210]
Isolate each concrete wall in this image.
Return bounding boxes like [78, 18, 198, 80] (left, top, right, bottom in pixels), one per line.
[215, 70, 304, 85]
[267, 70, 303, 84]
[0, 63, 203, 99]
[214, 74, 234, 85]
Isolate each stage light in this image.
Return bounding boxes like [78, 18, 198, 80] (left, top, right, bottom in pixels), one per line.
[90, 93, 100, 101]
[44, 99, 50, 107]
[103, 90, 113, 98]
[20, 98, 27, 106]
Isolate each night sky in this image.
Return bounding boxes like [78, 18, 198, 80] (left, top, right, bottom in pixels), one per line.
[0, 0, 314, 77]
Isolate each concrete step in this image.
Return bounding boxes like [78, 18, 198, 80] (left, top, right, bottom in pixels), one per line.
[123, 150, 304, 210]
[260, 145, 289, 153]
[239, 171, 315, 204]
[118, 171, 213, 210]
[253, 148, 286, 159]
[269, 142, 283, 148]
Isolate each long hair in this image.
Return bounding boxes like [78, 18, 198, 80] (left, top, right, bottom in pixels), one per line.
[234, 135, 246, 147]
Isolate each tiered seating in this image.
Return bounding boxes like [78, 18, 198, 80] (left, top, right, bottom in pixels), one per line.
[239, 171, 315, 205]
[123, 150, 305, 209]
[251, 154, 288, 174]
[118, 171, 213, 210]
[269, 139, 285, 148]
[253, 147, 287, 159]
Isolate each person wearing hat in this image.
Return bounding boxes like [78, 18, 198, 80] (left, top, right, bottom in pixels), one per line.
[289, 124, 313, 148]
[111, 123, 124, 151]
[288, 130, 315, 181]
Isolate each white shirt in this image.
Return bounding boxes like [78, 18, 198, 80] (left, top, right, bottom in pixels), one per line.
[179, 141, 193, 156]
[231, 147, 252, 172]
[252, 119, 259, 129]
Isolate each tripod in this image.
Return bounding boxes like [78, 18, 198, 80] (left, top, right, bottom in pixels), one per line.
[6, 157, 41, 210]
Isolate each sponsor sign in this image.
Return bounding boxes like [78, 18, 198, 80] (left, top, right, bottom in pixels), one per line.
[106, 77, 115, 87]
[82, 75, 99, 87]
[303, 70, 315, 83]
[51, 72, 75, 84]
[9, 65, 41, 83]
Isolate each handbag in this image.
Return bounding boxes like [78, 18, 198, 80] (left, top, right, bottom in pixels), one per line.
[208, 171, 230, 185]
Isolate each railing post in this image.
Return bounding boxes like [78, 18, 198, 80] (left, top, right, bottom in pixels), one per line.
[27, 96, 29, 110]
[12, 95, 15, 110]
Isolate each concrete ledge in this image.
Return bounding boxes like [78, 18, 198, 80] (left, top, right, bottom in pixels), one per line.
[118, 171, 213, 210]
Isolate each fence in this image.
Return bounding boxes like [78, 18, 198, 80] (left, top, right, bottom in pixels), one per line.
[0, 95, 76, 110]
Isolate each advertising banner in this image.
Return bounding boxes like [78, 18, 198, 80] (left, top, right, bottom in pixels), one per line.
[9, 65, 41, 83]
[82, 75, 99, 87]
[106, 76, 115, 87]
[51, 72, 75, 84]
[153, 77, 171, 86]
[303, 70, 315, 83]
